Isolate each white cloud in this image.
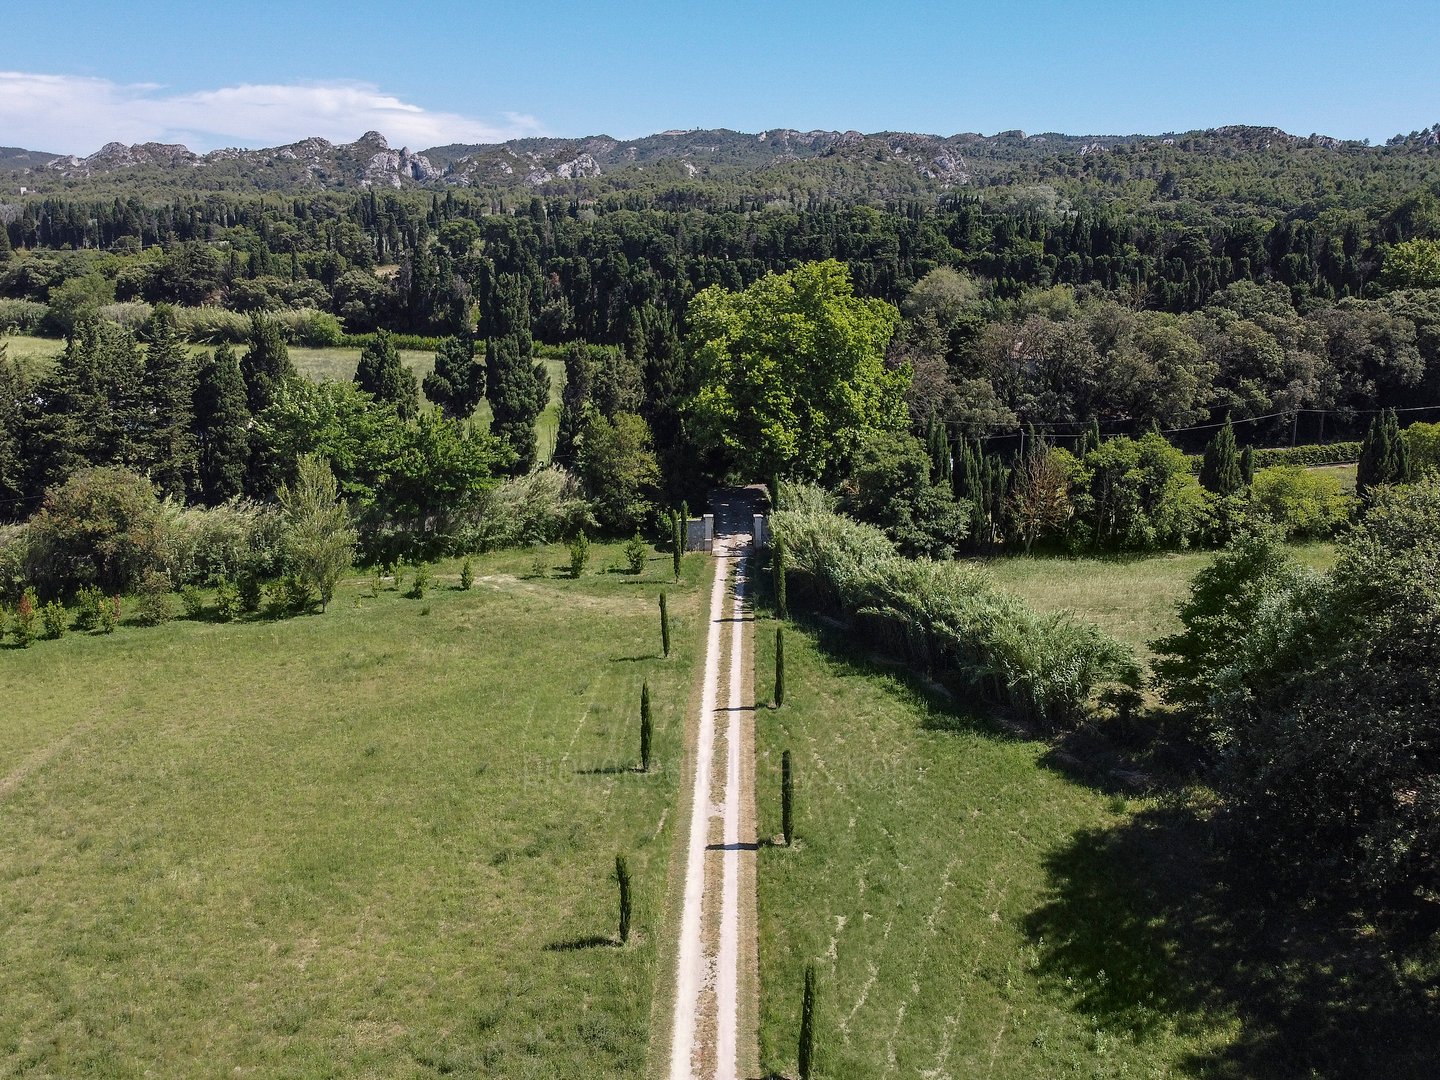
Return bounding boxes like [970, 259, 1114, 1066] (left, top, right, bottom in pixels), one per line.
[0, 72, 545, 154]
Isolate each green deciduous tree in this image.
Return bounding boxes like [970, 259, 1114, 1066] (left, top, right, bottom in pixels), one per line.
[689, 260, 907, 480]
[278, 454, 357, 612]
[576, 410, 660, 534]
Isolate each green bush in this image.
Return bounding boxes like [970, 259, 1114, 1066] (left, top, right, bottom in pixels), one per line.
[1248, 465, 1352, 539]
[180, 584, 206, 618]
[134, 570, 174, 626]
[238, 574, 263, 613]
[459, 558, 474, 591]
[569, 532, 590, 579]
[407, 562, 432, 599]
[41, 600, 68, 639]
[98, 594, 119, 634]
[1405, 421, 1440, 475]
[624, 533, 647, 574]
[74, 585, 105, 631]
[460, 468, 591, 552]
[1252, 442, 1361, 468]
[0, 298, 48, 334]
[214, 578, 241, 621]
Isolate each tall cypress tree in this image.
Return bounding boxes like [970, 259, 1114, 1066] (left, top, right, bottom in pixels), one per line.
[240, 312, 295, 414]
[1239, 444, 1255, 487]
[925, 411, 950, 484]
[0, 344, 27, 506]
[1358, 408, 1409, 494]
[193, 342, 251, 504]
[355, 329, 420, 419]
[1199, 416, 1243, 495]
[485, 335, 548, 474]
[138, 306, 197, 500]
[422, 335, 485, 420]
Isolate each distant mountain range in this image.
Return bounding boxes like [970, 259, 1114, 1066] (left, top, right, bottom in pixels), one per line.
[2, 124, 1437, 197]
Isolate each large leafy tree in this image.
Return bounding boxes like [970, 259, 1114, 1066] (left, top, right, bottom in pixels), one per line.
[278, 454, 357, 612]
[688, 260, 907, 480]
[576, 409, 659, 534]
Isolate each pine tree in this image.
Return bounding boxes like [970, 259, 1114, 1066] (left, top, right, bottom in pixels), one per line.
[355, 329, 420, 419]
[138, 307, 197, 500]
[659, 591, 671, 657]
[640, 682, 653, 771]
[1199, 417, 1243, 495]
[422, 335, 485, 420]
[775, 627, 786, 707]
[615, 854, 632, 944]
[798, 964, 817, 1080]
[193, 342, 250, 504]
[240, 313, 295, 414]
[781, 748, 794, 845]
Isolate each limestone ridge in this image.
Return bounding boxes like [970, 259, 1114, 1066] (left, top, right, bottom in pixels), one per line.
[7, 123, 1436, 194]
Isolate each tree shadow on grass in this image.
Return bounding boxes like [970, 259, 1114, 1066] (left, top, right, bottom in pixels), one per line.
[544, 935, 618, 951]
[1024, 804, 1440, 1078]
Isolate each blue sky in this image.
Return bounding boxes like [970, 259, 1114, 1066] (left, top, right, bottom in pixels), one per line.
[4, 0, 1439, 153]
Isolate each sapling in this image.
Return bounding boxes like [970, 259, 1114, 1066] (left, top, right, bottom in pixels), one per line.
[659, 591, 671, 657]
[799, 963, 817, 1079]
[459, 557, 474, 591]
[615, 854, 632, 943]
[782, 749, 794, 845]
[775, 627, 786, 707]
[773, 538, 788, 619]
[640, 682, 653, 772]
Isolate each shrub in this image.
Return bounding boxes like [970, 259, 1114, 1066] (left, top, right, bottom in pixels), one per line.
[98, 595, 119, 634]
[459, 557, 474, 591]
[772, 491, 1138, 728]
[180, 584, 205, 618]
[1405, 421, 1440, 475]
[407, 562, 432, 599]
[1248, 465, 1352, 539]
[624, 533, 647, 574]
[1252, 441, 1361, 469]
[41, 600, 68, 639]
[569, 532, 590, 579]
[11, 588, 38, 646]
[0, 298, 48, 334]
[460, 468, 591, 552]
[173, 305, 249, 344]
[214, 578, 241, 621]
[74, 585, 105, 631]
[134, 570, 174, 626]
[238, 573, 263, 613]
[26, 467, 167, 595]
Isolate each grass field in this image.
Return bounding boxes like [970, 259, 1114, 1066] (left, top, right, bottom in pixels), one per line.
[0, 543, 707, 1079]
[752, 620, 1239, 1079]
[983, 542, 1338, 657]
[0, 335, 568, 463]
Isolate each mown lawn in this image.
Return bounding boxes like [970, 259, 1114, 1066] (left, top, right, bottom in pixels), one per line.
[0, 543, 707, 1079]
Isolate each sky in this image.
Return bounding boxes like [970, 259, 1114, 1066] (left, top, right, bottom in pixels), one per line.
[3, 0, 1439, 155]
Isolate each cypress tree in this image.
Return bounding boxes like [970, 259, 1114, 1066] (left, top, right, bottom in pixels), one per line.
[925, 411, 950, 484]
[782, 748, 794, 845]
[1240, 444, 1255, 487]
[0, 219, 12, 263]
[672, 511, 684, 580]
[798, 963, 817, 1080]
[1084, 416, 1102, 456]
[355, 329, 420, 419]
[484, 274, 547, 474]
[775, 627, 786, 707]
[138, 308, 197, 500]
[640, 681, 653, 771]
[0, 345, 29, 505]
[659, 591, 671, 657]
[240, 312, 295, 414]
[773, 539, 788, 620]
[1358, 408, 1408, 494]
[615, 854, 632, 944]
[1199, 417, 1243, 495]
[193, 342, 250, 504]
